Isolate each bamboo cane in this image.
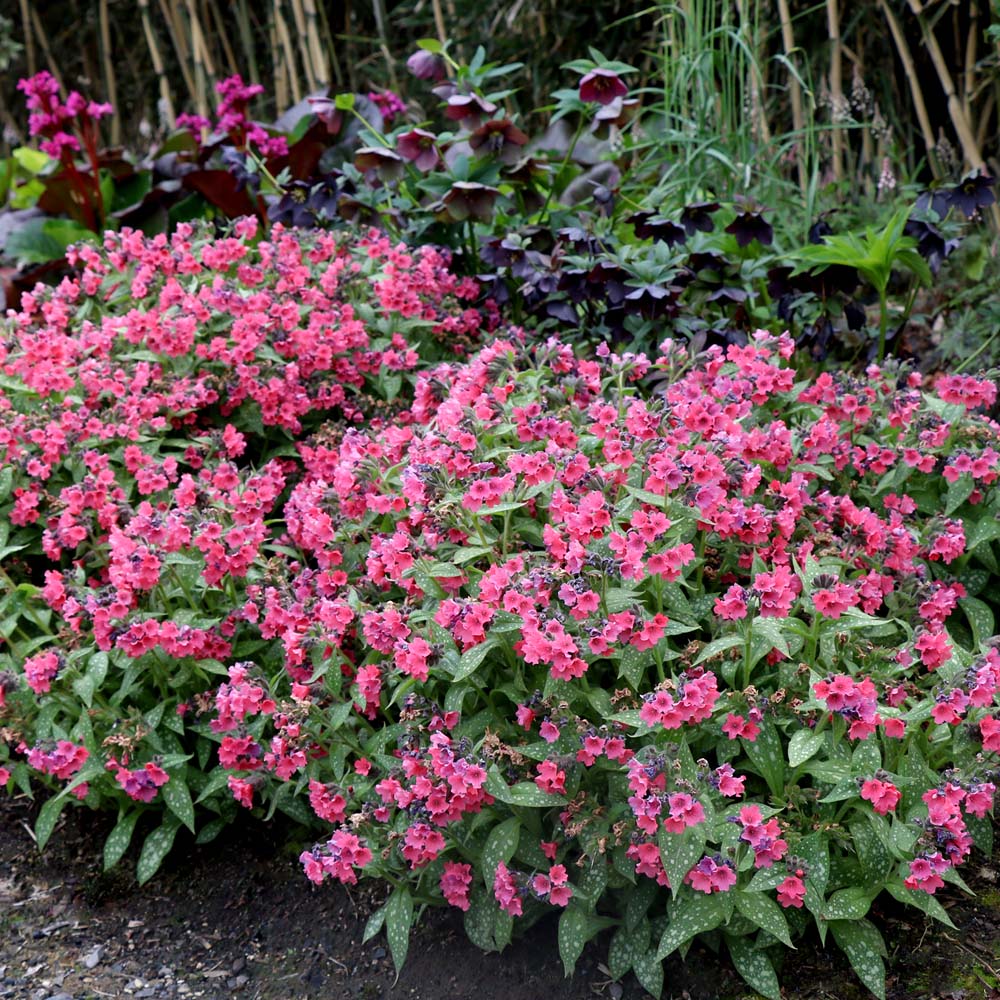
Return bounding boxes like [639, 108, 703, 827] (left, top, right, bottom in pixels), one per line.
[965, 1, 978, 126]
[98, 0, 121, 144]
[302, 0, 329, 90]
[27, 6, 65, 91]
[877, 0, 937, 174]
[905, 0, 985, 172]
[825, 0, 844, 182]
[157, 0, 197, 102]
[288, 0, 318, 93]
[19, 0, 36, 78]
[274, 1, 302, 106]
[775, 0, 806, 189]
[206, 0, 240, 77]
[235, 0, 262, 87]
[183, 0, 211, 119]
[139, 0, 177, 126]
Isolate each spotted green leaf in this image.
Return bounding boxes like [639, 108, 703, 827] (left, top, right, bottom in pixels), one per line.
[507, 781, 567, 807]
[453, 638, 501, 681]
[558, 903, 605, 976]
[608, 923, 647, 979]
[656, 890, 734, 960]
[633, 947, 664, 998]
[742, 721, 785, 797]
[884, 883, 955, 928]
[136, 814, 181, 885]
[961, 597, 995, 650]
[464, 886, 500, 952]
[830, 919, 886, 1000]
[734, 889, 793, 947]
[625, 877, 659, 930]
[161, 769, 195, 833]
[788, 728, 824, 768]
[481, 816, 520, 889]
[726, 933, 781, 1000]
[944, 473, 975, 515]
[385, 885, 413, 977]
[658, 822, 706, 899]
[103, 808, 140, 870]
[822, 887, 873, 921]
[34, 795, 67, 852]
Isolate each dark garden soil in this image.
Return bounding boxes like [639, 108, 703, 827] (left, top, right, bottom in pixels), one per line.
[2, 795, 1000, 1000]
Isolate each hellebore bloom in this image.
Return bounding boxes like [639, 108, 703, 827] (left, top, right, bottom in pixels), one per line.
[354, 146, 405, 182]
[407, 49, 447, 82]
[578, 68, 628, 105]
[441, 181, 500, 221]
[444, 93, 498, 129]
[308, 95, 343, 135]
[396, 128, 440, 171]
[725, 199, 774, 247]
[679, 200, 720, 235]
[469, 118, 529, 166]
[948, 171, 995, 219]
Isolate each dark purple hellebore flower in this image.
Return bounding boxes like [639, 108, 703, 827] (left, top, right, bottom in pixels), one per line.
[270, 182, 317, 228]
[444, 94, 498, 129]
[628, 211, 686, 247]
[354, 146, 405, 182]
[396, 128, 440, 171]
[679, 201, 720, 236]
[578, 68, 628, 106]
[407, 49, 447, 82]
[469, 118, 529, 166]
[948, 171, 996, 219]
[442, 181, 501, 221]
[725, 203, 773, 247]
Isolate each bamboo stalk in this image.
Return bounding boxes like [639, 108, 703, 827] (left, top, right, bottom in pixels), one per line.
[270, 15, 289, 111]
[157, 0, 197, 102]
[905, 0, 985, 171]
[235, 0, 262, 87]
[878, 0, 937, 174]
[19, 0, 36, 77]
[288, 0, 318, 93]
[825, 0, 844, 182]
[274, 0, 303, 105]
[98, 0, 121, 144]
[184, 0, 211, 119]
[370, 0, 401, 92]
[431, 0, 448, 50]
[27, 7, 65, 91]
[207, 0, 240, 77]
[302, 0, 329, 89]
[965, 1, 978, 125]
[139, 0, 177, 126]
[314, 0, 341, 88]
[976, 90, 995, 154]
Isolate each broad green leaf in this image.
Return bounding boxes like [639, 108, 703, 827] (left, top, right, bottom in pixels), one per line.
[35, 795, 67, 851]
[453, 639, 500, 681]
[103, 808, 140, 870]
[658, 823, 706, 899]
[558, 903, 589, 976]
[961, 597, 995, 650]
[633, 948, 664, 998]
[726, 933, 781, 1000]
[161, 770, 196, 833]
[734, 889, 793, 947]
[363, 905, 386, 943]
[608, 923, 647, 978]
[788, 728, 824, 768]
[656, 890, 734, 960]
[742, 721, 785, 797]
[822, 887, 873, 921]
[884, 883, 956, 928]
[830, 919, 886, 1000]
[481, 816, 520, 889]
[136, 814, 181, 885]
[385, 885, 413, 975]
[507, 781, 567, 807]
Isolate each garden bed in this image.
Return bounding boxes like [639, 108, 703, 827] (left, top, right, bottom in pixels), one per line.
[3, 795, 1000, 1000]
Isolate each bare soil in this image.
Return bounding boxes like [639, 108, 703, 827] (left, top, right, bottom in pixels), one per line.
[2, 795, 1000, 1000]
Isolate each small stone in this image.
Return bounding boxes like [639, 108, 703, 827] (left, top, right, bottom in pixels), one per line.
[609, 984, 624, 1000]
[372, 947, 386, 960]
[46, 994, 74, 1000]
[82, 947, 104, 970]
[230, 958, 246, 974]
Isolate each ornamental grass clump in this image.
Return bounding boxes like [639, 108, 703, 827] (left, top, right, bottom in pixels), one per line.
[1, 224, 1000, 999]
